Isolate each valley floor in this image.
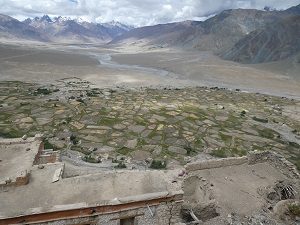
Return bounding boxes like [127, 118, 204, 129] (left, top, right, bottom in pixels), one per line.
[0, 41, 300, 225]
[0, 41, 299, 99]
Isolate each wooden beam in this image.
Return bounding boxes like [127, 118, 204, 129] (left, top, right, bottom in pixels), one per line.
[0, 196, 174, 225]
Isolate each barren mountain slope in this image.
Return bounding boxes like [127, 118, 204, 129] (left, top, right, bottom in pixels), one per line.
[0, 14, 46, 41]
[222, 15, 300, 63]
[193, 9, 283, 53]
[111, 5, 300, 54]
[110, 20, 203, 47]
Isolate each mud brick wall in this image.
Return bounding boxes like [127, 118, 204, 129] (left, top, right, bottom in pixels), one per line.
[247, 151, 300, 179]
[185, 151, 299, 180]
[14, 172, 30, 186]
[185, 156, 248, 172]
[0, 171, 29, 188]
[38, 154, 58, 164]
[33, 142, 45, 165]
[19, 201, 183, 225]
[0, 194, 184, 225]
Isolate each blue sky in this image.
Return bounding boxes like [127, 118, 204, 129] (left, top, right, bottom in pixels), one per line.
[0, 0, 299, 26]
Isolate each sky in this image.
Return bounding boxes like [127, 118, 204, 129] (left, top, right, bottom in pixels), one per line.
[0, 0, 299, 27]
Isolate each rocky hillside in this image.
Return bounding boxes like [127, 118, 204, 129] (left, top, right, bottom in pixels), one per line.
[110, 8, 285, 52]
[203, 4, 300, 53]
[111, 4, 300, 58]
[222, 15, 300, 63]
[192, 8, 291, 53]
[110, 20, 203, 47]
[0, 14, 46, 41]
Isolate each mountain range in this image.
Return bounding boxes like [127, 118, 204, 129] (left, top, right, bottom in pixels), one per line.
[112, 4, 300, 63]
[0, 14, 46, 41]
[0, 4, 299, 64]
[0, 14, 132, 43]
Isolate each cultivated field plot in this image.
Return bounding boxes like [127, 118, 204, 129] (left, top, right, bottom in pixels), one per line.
[0, 80, 299, 170]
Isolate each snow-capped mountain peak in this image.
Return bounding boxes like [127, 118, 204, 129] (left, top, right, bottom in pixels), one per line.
[102, 20, 133, 31]
[20, 15, 133, 43]
[54, 16, 72, 23]
[40, 15, 53, 23]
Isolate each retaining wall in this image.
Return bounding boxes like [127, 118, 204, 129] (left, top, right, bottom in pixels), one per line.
[185, 156, 248, 172]
[248, 151, 300, 179]
[185, 151, 299, 180]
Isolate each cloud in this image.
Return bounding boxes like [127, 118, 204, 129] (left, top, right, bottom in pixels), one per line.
[0, 0, 299, 26]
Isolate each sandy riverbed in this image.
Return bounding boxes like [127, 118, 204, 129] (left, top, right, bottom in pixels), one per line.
[0, 41, 299, 99]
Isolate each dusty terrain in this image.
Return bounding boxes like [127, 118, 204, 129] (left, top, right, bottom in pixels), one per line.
[111, 46, 300, 99]
[0, 42, 180, 87]
[0, 41, 299, 99]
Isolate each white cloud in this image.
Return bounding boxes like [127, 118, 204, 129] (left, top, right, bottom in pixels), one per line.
[0, 0, 299, 26]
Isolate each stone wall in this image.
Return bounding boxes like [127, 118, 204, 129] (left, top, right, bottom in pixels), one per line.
[185, 156, 248, 172]
[0, 136, 42, 145]
[34, 145, 60, 165]
[185, 151, 299, 180]
[0, 137, 42, 188]
[14, 171, 30, 186]
[247, 151, 300, 179]
[37, 153, 58, 164]
[0, 170, 29, 188]
[0, 193, 184, 225]
[11, 201, 183, 225]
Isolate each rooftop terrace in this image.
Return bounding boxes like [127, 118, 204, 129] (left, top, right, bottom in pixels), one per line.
[0, 137, 42, 185]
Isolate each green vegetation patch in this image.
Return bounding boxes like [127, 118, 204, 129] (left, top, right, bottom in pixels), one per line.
[137, 138, 147, 146]
[219, 133, 232, 143]
[289, 141, 300, 148]
[289, 156, 300, 171]
[252, 144, 266, 151]
[33, 88, 59, 96]
[252, 116, 268, 123]
[0, 129, 23, 138]
[223, 114, 242, 127]
[185, 145, 197, 156]
[87, 89, 100, 97]
[257, 128, 276, 139]
[117, 147, 133, 155]
[288, 203, 300, 217]
[114, 161, 127, 169]
[70, 134, 79, 145]
[134, 116, 147, 126]
[83, 155, 100, 163]
[150, 160, 166, 169]
[44, 139, 56, 150]
[210, 148, 228, 158]
[99, 107, 109, 115]
[231, 147, 247, 157]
